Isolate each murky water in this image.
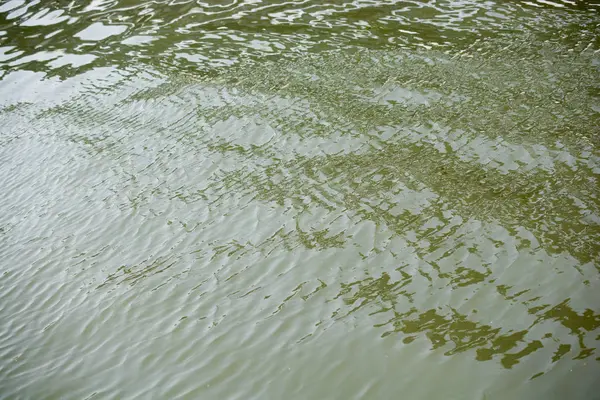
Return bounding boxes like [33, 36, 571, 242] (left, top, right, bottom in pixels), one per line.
[1, 0, 599, 399]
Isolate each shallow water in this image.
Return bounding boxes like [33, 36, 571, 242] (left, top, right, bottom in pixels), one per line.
[1, 0, 599, 399]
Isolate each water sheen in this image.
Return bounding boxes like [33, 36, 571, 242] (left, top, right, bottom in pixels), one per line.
[1, 0, 599, 399]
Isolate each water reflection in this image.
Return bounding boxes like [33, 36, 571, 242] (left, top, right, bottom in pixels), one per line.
[197, 47, 599, 265]
[333, 269, 599, 371]
[1, 0, 599, 398]
[1, 0, 598, 78]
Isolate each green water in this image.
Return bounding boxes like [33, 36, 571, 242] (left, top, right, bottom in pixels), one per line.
[0, 0, 599, 399]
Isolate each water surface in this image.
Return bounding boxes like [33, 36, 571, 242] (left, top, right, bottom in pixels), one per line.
[0, 0, 599, 399]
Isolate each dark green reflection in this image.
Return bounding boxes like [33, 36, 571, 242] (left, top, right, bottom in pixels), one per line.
[333, 271, 599, 368]
[1, 0, 598, 79]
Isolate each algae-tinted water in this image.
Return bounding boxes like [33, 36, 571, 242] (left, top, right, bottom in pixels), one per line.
[0, 0, 599, 399]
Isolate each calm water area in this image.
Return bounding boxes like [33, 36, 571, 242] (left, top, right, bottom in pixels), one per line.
[0, 0, 599, 398]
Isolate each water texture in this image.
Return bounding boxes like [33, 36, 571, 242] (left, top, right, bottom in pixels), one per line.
[0, 0, 599, 399]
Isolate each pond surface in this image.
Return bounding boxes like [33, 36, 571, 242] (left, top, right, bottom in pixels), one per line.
[0, 0, 599, 399]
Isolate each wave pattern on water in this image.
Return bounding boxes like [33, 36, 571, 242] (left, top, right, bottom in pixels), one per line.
[0, 0, 599, 76]
[0, 0, 599, 399]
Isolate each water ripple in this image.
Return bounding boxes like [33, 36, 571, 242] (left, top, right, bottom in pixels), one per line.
[1, 1, 599, 399]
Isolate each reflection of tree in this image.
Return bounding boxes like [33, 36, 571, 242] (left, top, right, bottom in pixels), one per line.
[0, 0, 531, 79]
[336, 272, 414, 315]
[28, 27, 600, 267]
[531, 299, 600, 360]
[211, 137, 599, 265]
[184, 47, 600, 265]
[333, 272, 600, 369]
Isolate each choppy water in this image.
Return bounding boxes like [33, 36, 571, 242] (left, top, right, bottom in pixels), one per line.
[1, 0, 599, 399]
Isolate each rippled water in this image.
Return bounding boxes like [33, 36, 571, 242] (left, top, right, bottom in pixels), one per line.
[1, 0, 599, 399]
